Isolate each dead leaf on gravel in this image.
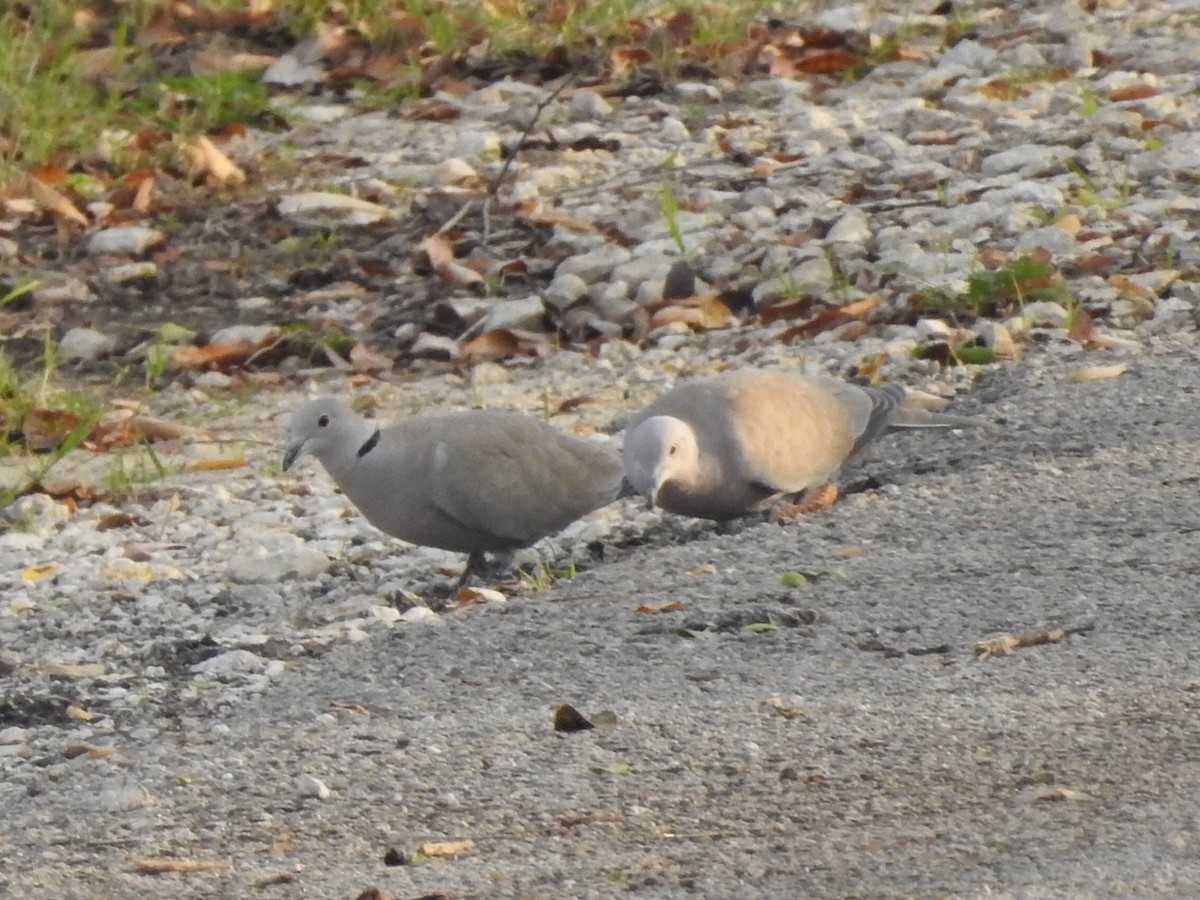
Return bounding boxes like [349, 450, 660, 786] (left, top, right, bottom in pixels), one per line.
[89, 414, 210, 451]
[187, 135, 246, 186]
[65, 703, 96, 722]
[170, 340, 268, 371]
[635, 600, 683, 614]
[133, 858, 232, 875]
[21, 408, 89, 452]
[21, 564, 57, 582]
[349, 342, 393, 373]
[1067, 362, 1127, 384]
[553, 703, 594, 733]
[1066, 308, 1096, 346]
[419, 233, 485, 286]
[28, 175, 89, 227]
[97, 512, 145, 531]
[553, 393, 601, 415]
[1022, 785, 1089, 804]
[1109, 84, 1158, 102]
[406, 98, 461, 121]
[186, 459, 247, 473]
[776, 296, 879, 343]
[974, 627, 1066, 659]
[760, 696, 810, 721]
[513, 199, 597, 233]
[418, 839, 475, 858]
[649, 295, 737, 332]
[459, 328, 550, 364]
[454, 586, 506, 607]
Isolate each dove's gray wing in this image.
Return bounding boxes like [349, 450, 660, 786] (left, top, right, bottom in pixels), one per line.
[426, 411, 624, 549]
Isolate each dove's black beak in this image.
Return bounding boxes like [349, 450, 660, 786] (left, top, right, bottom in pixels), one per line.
[281, 440, 304, 472]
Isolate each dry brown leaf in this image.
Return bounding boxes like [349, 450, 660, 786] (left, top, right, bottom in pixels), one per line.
[419, 233, 485, 286]
[455, 586, 506, 607]
[97, 512, 145, 531]
[635, 601, 683, 614]
[134, 858, 233, 875]
[349, 342, 392, 373]
[610, 45, 654, 76]
[1067, 362, 1127, 383]
[838, 545, 865, 558]
[186, 459, 247, 473]
[1109, 273, 1153, 299]
[1109, 84, 1158, 102]
[170, 340, 261, 371]
[1066, 308, 1096, 346]
[513, 200, 597, 233]
[974, 627, 1066, 659]
[22, 408, 87, 452]
[65, 703, 95, 722]
[187, 136, 246, 186]
[88, 414, 210, 451]
[554, 394, 600, 415]
[760, 697, 810, 721]
[405, 98, 461, 121]
[777, 296, 879, 343]
[419, 840, 475, 858]
[459, 328, 549, 364]
[28, 176, 89, 227]
[1027, 786, 1088, 803]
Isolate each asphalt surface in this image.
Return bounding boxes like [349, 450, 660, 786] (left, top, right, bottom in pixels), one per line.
[6, 339, 1200, 899]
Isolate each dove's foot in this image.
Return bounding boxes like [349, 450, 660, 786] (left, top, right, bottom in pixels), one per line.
[769, 483, 840, 524]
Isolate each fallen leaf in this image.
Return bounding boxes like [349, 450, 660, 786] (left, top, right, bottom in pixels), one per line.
[553, 394, 601, 415]
[349, 342, 393, 373]
[553, 703, 594, 733]
[1109, 84, 1158, 102]
[65, 703, 95, 722]
[1067, 362, 1127, 383]
[760, 697, 810, 721]
[1066, 308, 1096, 346]
[687, 563, 717, 576]
[133, 858, 232, 875]
[97, 512, 145, 531]
[418, 840, 474, 858]
[28, 175, 89, 227]
[170, 341, 263, 371]
[185, 459, 247, 473]
[975, 627, 1067, 659]
[635, 600, 683, 614]
[21, 564, 57, 582]
[1026, 786, 1088, 803]
[187, 136, 246, 186]
[454, 586, 506, 607]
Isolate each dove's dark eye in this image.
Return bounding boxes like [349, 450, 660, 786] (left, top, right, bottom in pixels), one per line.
[317, 414, 330, 427]
[668, 443, 678, 456]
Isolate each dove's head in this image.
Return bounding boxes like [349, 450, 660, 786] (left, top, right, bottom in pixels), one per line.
[622, 415, 699, 509]
[282, 396, 375, 473]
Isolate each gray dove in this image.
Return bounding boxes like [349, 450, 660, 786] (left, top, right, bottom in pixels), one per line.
[622, 369, 977, 521]
[282, 396, 624, 586]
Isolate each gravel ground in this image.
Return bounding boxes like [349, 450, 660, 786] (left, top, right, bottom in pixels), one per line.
[6, 0, 1200, 897]
[4, 339, 1200, 899]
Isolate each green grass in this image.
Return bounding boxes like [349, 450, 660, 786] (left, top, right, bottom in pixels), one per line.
[921, 253, 1073, 318]
[1, 1, 777, 187]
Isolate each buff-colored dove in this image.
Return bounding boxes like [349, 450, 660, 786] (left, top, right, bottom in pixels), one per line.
[282, 397, 624, 586]
[622, 370, 977, 521]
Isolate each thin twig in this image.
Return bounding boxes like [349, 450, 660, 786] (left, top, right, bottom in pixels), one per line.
[436, 200, 475, 235]
[481, 74, 577, 248]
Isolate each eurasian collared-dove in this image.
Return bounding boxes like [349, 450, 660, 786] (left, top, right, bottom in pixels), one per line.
[622, 370, 976, 521]
[282, 397, 624, 586]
